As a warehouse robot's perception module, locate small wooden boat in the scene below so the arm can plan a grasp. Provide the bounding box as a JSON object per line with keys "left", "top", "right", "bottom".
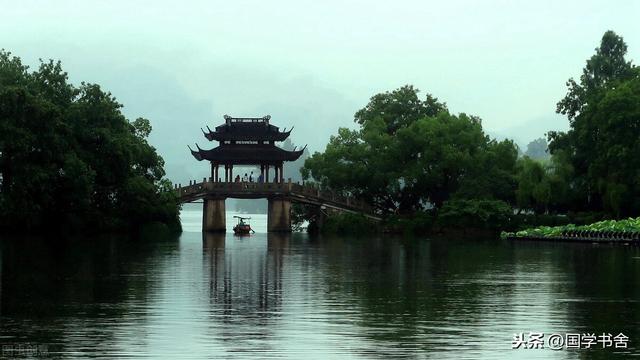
{"left": 233, "top": 216, "right": 254, "bottom": 235}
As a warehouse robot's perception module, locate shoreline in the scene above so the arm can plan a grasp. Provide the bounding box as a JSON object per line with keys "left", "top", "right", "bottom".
{"left": 507, "top": 235, "right": 640, "bottom": 245}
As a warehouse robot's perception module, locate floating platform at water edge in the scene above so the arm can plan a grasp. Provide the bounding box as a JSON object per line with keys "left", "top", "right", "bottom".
{"left": 507, "top": 232, "right": 640, "bottom": 245}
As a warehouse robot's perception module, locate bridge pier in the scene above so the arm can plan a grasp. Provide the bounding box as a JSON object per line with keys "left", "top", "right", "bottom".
{"left": 267, "top": 197, "right": 291, "bottom": 232}
{"left": 203, "top": 197, "right": 226, "bottom": 232}
{"left": 313, "top": 206, "right": 328, "bottom": 233}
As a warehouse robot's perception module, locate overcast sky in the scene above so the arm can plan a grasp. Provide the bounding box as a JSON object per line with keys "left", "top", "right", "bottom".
{"left": 1, "top": 0, "right": 639, "bottom": 182}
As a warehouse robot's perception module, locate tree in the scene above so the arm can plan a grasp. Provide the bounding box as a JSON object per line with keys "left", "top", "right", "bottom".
{"left": 354, "top": 85, "right": 447, "bottom": 134}
{"left": 549, "top": 31, "right": 640, "bottom": 217}
{"left": 555, "top": 30, "right": 634, "bottom": 121}
{"left": 302, "top": 86, "right": 518, "bottom": 215}
{"left": 579, "top": 72, "right": 640, "bottom": 216}
{"left": 524, "top": 138, "right": 549, "bottom": 160}
{"left": 0, "top": 50, "right": 181, "bottom": 232}
{"left": 515, "top": 157, "right": 551, "bottom": 213}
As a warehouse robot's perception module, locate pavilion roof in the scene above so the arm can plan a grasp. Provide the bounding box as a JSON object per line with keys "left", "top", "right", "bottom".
{"left": 202, "top": 115, "right": 292, "bottom": 142}
{"left": 188, "top": 144, "right": 306, "bottom": 165}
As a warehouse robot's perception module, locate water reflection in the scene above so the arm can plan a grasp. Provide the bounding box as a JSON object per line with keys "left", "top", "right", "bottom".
{"left": 202, "top": 233, "right": 288, "bottom": 353}
{"left": 202, "top": 232, "right": 286, "bottom": 318}
{"left": 0, "top": 229, "right": 639, "bottom": 358}
{"left": 0, "top": 233, "right": 179, "bottom": 356}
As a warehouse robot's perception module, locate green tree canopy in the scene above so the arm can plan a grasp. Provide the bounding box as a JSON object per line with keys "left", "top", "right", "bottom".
{"left": 0, "top": 51, "right": 180, "bottom": 232}
{"left": 302, "top": 86, "right": 518, "bottom": 214}
{"left": 549, "top": 31, "right": 640, "bottom": 217}
{"left": 354, "top": 85, "right": 448, "bottom": 134}
{"left": 524, "top": 138, "right": 549, "bottom": 160}
{"left": 555, "top": 30, "right": 635, "bottom": 121}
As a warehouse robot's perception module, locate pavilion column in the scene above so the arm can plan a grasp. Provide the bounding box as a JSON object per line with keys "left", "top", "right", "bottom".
{"left": 265, "top": 165, "right": 270, "bottom": 183}
{"left": 230, "top": 165, "right": 233, "bottom": 181}
{"left": 215, "top": 165, "right": 219, "bottom": 182}
{"left": 274, "top": 166, "right": 278, "bottom": 183}
{"left": 279, "top": 164, "right": 284, "bottom": 183}
{"left": 224, "top": 165, "right": 228, "bottom": 182}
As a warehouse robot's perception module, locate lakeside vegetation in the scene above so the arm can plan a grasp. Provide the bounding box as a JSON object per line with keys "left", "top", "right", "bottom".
{"left": 0, "top": 51, "right": 181, "bottom": 234}
{"left": 501, "top": 217, "right": 640, "bottom": 241}
{"left": 299, "top": 31, "right": 640, "bottom": 237}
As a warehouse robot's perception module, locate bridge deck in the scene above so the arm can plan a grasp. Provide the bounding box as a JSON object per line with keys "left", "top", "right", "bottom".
{"left": 176, "top": 181, "right": 379, "bottom": 219}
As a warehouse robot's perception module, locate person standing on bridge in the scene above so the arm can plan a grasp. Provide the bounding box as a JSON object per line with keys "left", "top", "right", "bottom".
{"left": 258, "top": 173, "right": 264, "bottom": 183}
{"left": 242, "top": 173, "right": 248, "bottom": 182}
{"left": 249, "top": 171, "right": 254, "bottom": 182}
{"left": 235, "top": 175, "right": 240, "bottom": 182}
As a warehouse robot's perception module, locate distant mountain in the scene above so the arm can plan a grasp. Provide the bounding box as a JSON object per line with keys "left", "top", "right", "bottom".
{"left": 487, "top": 113, "right": 569, "bottom": 149}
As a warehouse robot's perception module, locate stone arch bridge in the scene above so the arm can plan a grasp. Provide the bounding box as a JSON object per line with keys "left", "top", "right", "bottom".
{"left": 175, "top": 179, "right": 380, "bottom": 232}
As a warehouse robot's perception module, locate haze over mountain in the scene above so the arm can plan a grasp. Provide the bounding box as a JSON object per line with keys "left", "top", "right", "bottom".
{"left": 2, "top": 0, "right": 638, "bottom": 184}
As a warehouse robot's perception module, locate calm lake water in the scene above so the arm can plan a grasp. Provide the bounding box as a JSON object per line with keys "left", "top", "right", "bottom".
{"left": 1, "top": 209, "right": 639, "bottom": 359}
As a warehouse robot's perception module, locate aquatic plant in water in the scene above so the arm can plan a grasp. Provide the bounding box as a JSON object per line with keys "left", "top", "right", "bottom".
{"left": 501, "top": 217, "right": 640, "bottom": 240}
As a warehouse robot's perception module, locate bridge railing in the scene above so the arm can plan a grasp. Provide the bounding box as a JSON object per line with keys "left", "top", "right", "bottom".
{"left": 287, "top": 183, "right": 374, "bottom": 214}
{"left": 176, "top": 180, "right": 293, "bottom": 193}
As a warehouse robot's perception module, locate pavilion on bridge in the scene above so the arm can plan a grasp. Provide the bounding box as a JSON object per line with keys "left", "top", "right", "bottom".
{"left": 187, "top": 115, "right": 306, "bottom": 232}
{"left": 189, "top": 115, "right": 305, "bottom": 183}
